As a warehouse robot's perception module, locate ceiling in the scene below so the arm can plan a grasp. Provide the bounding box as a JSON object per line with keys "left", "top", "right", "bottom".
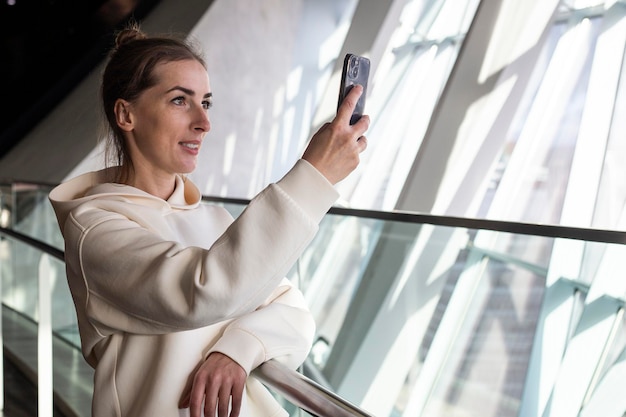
{"left": 0, "top": 0, "right": 160, "bottom": 160}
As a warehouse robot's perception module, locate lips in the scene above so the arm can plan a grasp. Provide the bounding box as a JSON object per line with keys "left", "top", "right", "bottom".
{"left": 181, "top": 142, "right": 199, "bottom": 150}
{"left": 180, "top": 141, "right": 201, "bottom": 155}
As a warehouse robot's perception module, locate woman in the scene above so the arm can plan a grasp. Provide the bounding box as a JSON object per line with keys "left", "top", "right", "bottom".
{"left": 49, "top": 23, "right": 368, "bottom": 417}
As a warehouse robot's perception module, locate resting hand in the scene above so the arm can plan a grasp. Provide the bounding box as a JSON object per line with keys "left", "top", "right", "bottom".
{"left": 179, "top": 352, "right": 247, "bottom": 417}
{"left": 302, "top": 84, "right": 370, "bottom": 184}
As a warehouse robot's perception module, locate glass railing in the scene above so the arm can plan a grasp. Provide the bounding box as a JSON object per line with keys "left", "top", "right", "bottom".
{"left": 0, "top": 181, "right": 77, "bottom": 346}
{"left": 2, "top": 181, "right": 626, "bottom": 417}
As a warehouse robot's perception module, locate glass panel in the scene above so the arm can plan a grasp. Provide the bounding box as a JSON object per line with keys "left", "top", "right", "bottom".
{"left": 288, "top": 214, "right": 383, "bottom": 352}
{"left": 3, "top": 193, "right": 625, "bottom": 417}
{"left": 303, "top": 217, "right": 553, "bottom": 416}
{"left": 419, "top": 256, "right": 545, "bottom": 417}
{"left": 0, "top": 232, "right": 76, "bottom": 347}
{"left": 12, "top": 183, "right": 63, "bottom": 249}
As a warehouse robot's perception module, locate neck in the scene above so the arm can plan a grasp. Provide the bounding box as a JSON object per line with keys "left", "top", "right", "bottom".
{"left": 123, "top": 168, "right": 177, "bottom": 200}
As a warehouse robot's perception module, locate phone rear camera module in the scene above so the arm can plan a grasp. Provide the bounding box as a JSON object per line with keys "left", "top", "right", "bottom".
{"left": 349, "top": 60, "right": 359, "bottom": 79}
{"left": 349, "top": 63, "right": 359, "bottom": 78}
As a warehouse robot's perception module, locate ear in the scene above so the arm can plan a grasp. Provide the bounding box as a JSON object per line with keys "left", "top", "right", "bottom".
{"left": 114, "top": 99, "right": 134, "bottom": 132}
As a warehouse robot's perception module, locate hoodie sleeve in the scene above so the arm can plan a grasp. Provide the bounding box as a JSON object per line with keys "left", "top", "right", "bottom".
{"left": 206, "top": 278, "right": 316, "bottom": 374}
{"left": 61, "top": 159, "right": 337, "bottom": 338}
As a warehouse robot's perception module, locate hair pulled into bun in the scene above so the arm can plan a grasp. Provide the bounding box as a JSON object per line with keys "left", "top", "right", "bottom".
{"left": 114, "top": 21, "right": 147, "bottom": 49}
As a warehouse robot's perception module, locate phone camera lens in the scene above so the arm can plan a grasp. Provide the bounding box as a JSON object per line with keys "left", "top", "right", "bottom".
{"left": 349, "top": 57, "right": 359, "bottom": 78}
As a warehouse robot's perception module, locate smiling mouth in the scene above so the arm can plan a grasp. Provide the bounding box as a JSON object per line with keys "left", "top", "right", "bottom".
{"left": 181, "top": 143, "right": 200, "bottom": 150}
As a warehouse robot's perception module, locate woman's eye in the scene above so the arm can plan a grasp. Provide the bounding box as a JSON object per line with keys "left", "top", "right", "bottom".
{"left": 172, "top": 97, "right": 185, "bottom": 105}
{"left": 202, "top": 99, "right": 213, "bottom": 110}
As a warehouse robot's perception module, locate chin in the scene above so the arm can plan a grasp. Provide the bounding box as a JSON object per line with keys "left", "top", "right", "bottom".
{"left": 178, "top": 162, "right": 197, "bottom": 174}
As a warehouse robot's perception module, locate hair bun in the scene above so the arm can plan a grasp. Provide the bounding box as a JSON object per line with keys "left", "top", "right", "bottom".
{"left": 114, "top": 22, "right": 147, "bottom": 48}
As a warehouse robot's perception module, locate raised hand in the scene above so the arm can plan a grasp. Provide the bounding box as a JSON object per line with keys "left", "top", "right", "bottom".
{"left": 302, "top": 84, "right": 370, "bottom": 184}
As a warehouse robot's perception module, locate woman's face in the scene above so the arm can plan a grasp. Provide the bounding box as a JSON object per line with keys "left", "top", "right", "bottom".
{"left": 120, "top": 59, "right": 212, "bottom": 181}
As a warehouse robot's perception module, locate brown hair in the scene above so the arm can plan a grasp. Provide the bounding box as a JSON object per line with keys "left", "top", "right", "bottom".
{"left": 100, "top": 21, "right": 206, "bottom": 182}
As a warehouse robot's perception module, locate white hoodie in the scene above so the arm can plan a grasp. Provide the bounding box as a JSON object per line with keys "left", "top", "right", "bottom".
{"left": 48, "top": 159, "right": 338, "bottom": 417}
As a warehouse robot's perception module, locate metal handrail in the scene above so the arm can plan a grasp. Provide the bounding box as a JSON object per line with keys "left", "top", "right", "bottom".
{"left": 203, "top": 195, "right": 626, "bottom": 244}
{"left": 0, "top": 227, "right": 64, "bottom": 261}
{"left": 254, "top": 360, "right": 375, "bottom": 417}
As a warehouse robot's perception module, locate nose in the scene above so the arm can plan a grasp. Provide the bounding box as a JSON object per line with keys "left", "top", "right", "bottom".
{"left": 194, "top": 107, "right": 211, "bottom": 133}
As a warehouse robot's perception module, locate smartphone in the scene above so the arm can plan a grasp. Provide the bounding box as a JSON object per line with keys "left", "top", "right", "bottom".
{"left": 337, "top": 53, "right": 370, "bottom": 125}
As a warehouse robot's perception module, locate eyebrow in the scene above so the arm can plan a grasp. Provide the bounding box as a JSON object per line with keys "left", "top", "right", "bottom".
{"left": 166, "top": 86, "right": 212, "bottom": 99}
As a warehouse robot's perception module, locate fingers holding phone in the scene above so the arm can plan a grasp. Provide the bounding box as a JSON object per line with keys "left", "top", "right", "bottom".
{"left": 303, "top": 58, "right": 371, "bottom": 185}
{"left": 336, "top": 84, "right": 370, "bottom": 135}
{"left": 338, "top": 54, "right": 370, "bottom": 125}
{"left": 335, "top": 53, "right": 371, "bottom": 154}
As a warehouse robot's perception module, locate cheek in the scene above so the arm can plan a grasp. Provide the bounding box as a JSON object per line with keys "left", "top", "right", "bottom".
{"left": 135, "top": 115, "right": 176, "bottom": 144}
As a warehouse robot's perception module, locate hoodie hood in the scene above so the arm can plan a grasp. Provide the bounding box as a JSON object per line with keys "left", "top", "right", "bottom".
{"left": 49, "top": 168, "right": 201, "bottom": 237}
